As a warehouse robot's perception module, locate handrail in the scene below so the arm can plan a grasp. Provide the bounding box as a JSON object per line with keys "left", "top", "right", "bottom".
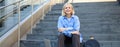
{"left": 0, "top": 1, "right": 22, "bottom": 22}
{"left": 20, "top": 0, "right": 31, "bottom": 6}
{"left": 0, "top": 0, "right": 47, "bottom": 22}
{"left": 0, "top": 1, "right": 21, "bottom": 10}
{"left": 0, "top": 7, "right": 18, "bottom": 19}
{"left": 0, "top": 0, "right": 50, "bottom": 28}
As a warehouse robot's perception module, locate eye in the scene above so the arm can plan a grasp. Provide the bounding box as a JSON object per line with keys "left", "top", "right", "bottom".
{"left": 65, "top": 7, "right": 67, "bottom": 9}
{"left": 68, "top": 7, "right": 71, "bottom": 9}
{"left": 65, "top": 7, "right": 71, "bottom": 9}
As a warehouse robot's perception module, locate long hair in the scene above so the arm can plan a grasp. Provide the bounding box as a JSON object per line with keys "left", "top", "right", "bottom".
{"left": 61, "top": 3, "right": 75, "bottom": 16}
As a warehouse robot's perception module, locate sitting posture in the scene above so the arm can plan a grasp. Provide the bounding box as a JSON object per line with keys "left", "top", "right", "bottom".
{"left": 57, "top": 3, "right": 82, "bottom": 47}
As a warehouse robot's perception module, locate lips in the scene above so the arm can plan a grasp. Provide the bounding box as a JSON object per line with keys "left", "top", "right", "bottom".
{"left": 65, "top": 9, "right": 71, "bottom": 12}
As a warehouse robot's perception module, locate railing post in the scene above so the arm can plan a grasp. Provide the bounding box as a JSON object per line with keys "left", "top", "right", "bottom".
{"left": 72, "top": 0, "right": 73, "bottom": 3}
{"left": 49, "top": 0, "right": 51, "bottom": 11}
{"left": 30, "top": 0, "right": 34, "bottom": 34}
{"left": 42, "top": 7, "right": 45, "bottom": 19}
{"left": 41, "top": 0, "right": 45, "bottom": 20}
{"left": 18, "top": 1, "right": 21, "bottom": 47}
{"left": 40, "top": 0, "right": 41, "bottom": 4}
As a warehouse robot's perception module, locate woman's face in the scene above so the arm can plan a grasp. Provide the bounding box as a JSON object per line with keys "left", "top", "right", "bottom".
{"left": 64, "top": 4, "right": 73, "bottom": 15}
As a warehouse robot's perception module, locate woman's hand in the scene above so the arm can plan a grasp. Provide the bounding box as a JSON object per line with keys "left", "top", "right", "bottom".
{"left": 58, "top": 28, "right": 67, "bottom": 32}
{"left": 71, "top": 31, "right": 80, "bottom": 35}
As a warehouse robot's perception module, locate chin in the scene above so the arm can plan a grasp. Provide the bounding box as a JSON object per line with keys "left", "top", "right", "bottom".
{"left": 66, "top": 12, "right": 71, "bottom": 14}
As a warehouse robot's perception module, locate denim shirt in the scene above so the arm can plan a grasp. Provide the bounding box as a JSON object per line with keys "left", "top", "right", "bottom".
{"left": 57, "top": 15, "right": 83, "bottom": 43}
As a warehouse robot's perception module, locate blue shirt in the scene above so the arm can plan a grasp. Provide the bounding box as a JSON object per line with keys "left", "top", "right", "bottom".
{"left": 57, "top": 15, "right": 83, "bottom": 43}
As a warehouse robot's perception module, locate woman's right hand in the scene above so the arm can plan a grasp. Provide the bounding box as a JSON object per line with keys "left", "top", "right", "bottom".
{"left": 58, "top": 28, "right": 67, "bottom": 32}
{"left": 71, "top": 31, "right": 80, "bottom": 35}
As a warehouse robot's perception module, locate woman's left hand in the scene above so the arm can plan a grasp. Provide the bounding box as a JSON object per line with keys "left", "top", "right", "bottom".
{"left": 71, "top": 31, "right": 80, "bottom": 35}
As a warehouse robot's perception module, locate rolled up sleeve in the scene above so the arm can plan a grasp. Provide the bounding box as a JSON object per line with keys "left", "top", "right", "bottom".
{"left": 57, "top": 16, "right": 63, "bottom": 28}
{"left": 73, "top": 16, "right": 80, "bottom": 31}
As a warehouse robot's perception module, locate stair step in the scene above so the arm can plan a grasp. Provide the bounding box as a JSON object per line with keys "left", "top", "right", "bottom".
{"left": 32, "top": 30, "right": 58, "bottom": 35}
{"left": 71, "top": 2, "right": 117, "bottom": 6}
{"left": 41, "top": 19, "right": 120, "bottom": 24}
{"left": 32, "top": 28, "right": 119, "bottom": 35}
{"left": 20, "top": 2, "right": 120, "bottom": 47}
{"left": 20, "top": 40, "right": 57, "bottom": 47}
{"left": 82, "top": 34, "right": 120, "bottom": 41}
{"left": 36, "top": 22, "right": 119, "bottom": 29}
{"left": 100, "top": 41, "right": 120, "bottom": 47}
{"left": 33, "top": 25, "right": 119, "bottom": 33}
{"left": 20, "top": 40, "right": 120, "bottom": 47}
{"left": 54, "top": 2, "right": 117, "bottom": 8}
{"left": 41, "top": 17, "right": 119, "bottom": 23}
{"left": 27, "top": 34, "right": 58, "bottom": 40}
{"left": 32, "top": 30, "right": 119, "bottom": 35}
{"left": 27, "top": 33, "right": 120, "bottom": 41}
{"left": 46, "top": 12, "right": 61, "bottom": 15}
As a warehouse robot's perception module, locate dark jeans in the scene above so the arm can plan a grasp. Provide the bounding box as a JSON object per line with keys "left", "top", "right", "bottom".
{"left": 58, "top": 33, "right": 80, "bottom": 47}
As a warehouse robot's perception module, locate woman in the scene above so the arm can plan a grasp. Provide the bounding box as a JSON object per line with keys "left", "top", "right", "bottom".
{"left": 57, "top": 3, "right": 82, "bottom": 47}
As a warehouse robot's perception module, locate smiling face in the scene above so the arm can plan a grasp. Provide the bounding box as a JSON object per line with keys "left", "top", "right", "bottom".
{"left": 63, "top": 4, "right": 73, "bottom": 15}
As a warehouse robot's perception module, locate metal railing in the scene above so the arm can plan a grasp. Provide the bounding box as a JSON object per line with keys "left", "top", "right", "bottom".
{"left": 0, "top": 1, "right": 21, "bottom": 20}
{"left": 0, "top": 0, "right": 48, "bottom": 36}
{"left": 0, "top": 0, "right": 66, "bottom": 47}
{"left": 0, "top": 1, "right": 49, "bottom": 46}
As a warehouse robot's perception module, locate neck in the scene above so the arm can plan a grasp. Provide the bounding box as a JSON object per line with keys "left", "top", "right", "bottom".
{"left": 66, "top": 14, "right": 71, "bottom": 18}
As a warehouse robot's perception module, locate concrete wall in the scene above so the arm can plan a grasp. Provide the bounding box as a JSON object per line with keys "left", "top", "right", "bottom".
{"left": 0, "top": 27, "right": 19, "bottom": 47}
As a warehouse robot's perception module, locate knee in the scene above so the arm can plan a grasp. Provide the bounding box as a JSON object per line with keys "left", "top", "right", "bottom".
{"left": 58, "top": 33, "right": 65, "bottom": 38}
{"left": 72, "top": 34, "right": 80, "bottom": 37}
{"left": 72, "top": 34, "right": 80, "bottom": 38}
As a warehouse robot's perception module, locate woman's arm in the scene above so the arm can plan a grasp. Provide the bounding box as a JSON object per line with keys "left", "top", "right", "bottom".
{"left": 71, "top": 31, "right": 80, "bottom": 35}
{"left": 58, "top": 27, "right": 73, "bottom": 32}
{"left": 57, "top": 16, "right": 67, "bottom": 32}
{"left": 71, "top": 16, "right": 80, "bottom": 35}
{"left": 58, "top": 28, "right": 67, "bottom": 32}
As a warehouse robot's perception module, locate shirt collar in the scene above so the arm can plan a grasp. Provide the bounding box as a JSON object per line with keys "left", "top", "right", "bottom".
{"left": 63, "top": 15, "right": 75, "bottom": 19}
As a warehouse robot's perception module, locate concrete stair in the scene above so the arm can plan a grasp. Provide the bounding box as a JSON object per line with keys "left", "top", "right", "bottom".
{"left": 20, "top": 1, "right": 120, "bottom": 47}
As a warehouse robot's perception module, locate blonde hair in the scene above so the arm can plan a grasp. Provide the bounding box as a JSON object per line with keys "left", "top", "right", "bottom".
{"left": 62, "top": 3, "right": 75, "bottom": 16}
